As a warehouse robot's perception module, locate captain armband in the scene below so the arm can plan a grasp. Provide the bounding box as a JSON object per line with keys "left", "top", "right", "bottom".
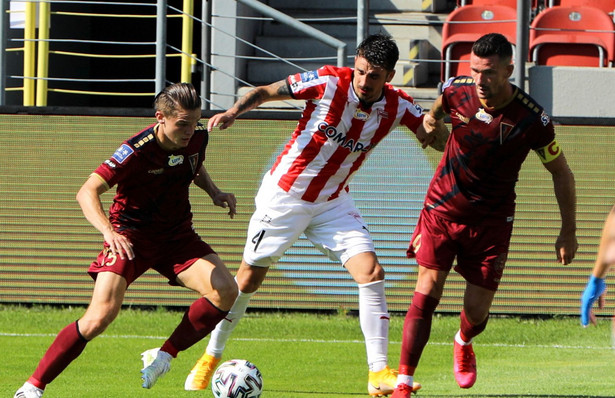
{"left": 535, "top": 139, "right": 562, "bottom": 164}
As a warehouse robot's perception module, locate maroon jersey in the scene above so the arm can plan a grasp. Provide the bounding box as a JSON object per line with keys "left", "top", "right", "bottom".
{"left": 425, "top": 77, "right": 555, "bottom": 224}
{"left": 93, "top": 123, "right": 208, "bottom": 239}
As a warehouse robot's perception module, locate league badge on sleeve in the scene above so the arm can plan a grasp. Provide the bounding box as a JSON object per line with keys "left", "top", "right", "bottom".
{"left": 540, "top": 110, "right": 550, "bottom": 126}
{"left": 300, "top": 70, "right": 319, "bottom": 83}
{"left": 111, "top": 144, "right": 134, "bottom": 164}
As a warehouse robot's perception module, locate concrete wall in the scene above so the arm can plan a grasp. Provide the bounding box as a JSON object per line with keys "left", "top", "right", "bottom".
{"left": 210, "top": 2, "right": 260, "bottom": 110}
{"left": 529, "top": 66, "right": 615, "bottom": 120}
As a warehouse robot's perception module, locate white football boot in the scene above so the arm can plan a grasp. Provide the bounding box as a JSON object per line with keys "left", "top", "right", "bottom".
{"left": 14, "top": 382, "right": 44, "bottom": 398}
{"left": 140, "top": 348, "right": 172, "bottom": 389}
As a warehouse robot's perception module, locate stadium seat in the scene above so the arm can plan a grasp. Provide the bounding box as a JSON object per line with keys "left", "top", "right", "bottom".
{"left": 548, "top": 0, "right": 615, "bottom": 16}
{"left": 441, "top": 5, "right": 517, "bottom": 81}
{"left": 457, "top": 0, "right": 518, "bottom": 8}
{"left": 529, "top": 6, "right": 615, "bottom": 67}
{"left": 457, "top": 0, "right": 544, "bottom": 10}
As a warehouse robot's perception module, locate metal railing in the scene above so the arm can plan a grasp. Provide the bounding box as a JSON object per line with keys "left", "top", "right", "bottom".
{"left": 1, "top": 0, "right": 171, "bottom": 106}
{"left": 0, "top": 0, "right": 368, "bottom": 108}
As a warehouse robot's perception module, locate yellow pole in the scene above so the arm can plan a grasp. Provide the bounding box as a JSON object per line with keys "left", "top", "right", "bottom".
{"left": 181, "top": 0, "right": 193, "bottom": 83}
{"left": 23, "top": 1, "right": 36, "bottom": 106}
{"left": 36, "top": 0, "right": 51, "bottom": 106}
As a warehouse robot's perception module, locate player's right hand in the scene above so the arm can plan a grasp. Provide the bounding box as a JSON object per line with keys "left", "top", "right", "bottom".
{"left": 580, "top": 275, "right": 606, "bottom": 326}
{"left": 103, "top": 230, "right": 134, "bottom": 260}
{"left": 418, "top": 114, "right": 448, "bottom": 151}
{"left": 207, "top": 112, "right": 236, "bottom": 131}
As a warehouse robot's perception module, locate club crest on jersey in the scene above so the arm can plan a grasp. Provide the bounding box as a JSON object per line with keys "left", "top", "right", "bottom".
{"left": 168, "top": 154, "right": 184, "bottom": 166}
{"left": 189, "top": 154, "right": 198, "bottom": 174}
{"left": 500, "top": 122, "right": 514, "bottom": 144}
{"left": 354, "top": 108, "right": 370, "bottom": 121}
{"left": 377, "top": 109, "right": 389, "bottom": 119}
{"left": 111, "top": 144, "right": 134, "bottom": 164}
{"left": 475, "top": 108, "right": 493, "bottom": 124}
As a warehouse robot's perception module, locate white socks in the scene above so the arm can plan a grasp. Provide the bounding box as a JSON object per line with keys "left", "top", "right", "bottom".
{"left": 396, "top": 374, "right": 414, "bottom": 388}
{"left": 206, "top": 279, "right": 390, "bottom": 372}
{"left": 455, "top": 330, "right": 472, "bottom": 345}
{"left": 205, "top": 288, "right": 255, "bottom": 357}
{"left": 358, "top": 280, "right": 390, "bottom": 372}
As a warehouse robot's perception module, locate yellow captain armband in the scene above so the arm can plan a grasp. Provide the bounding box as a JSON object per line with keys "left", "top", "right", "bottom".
{"left": 535, "top": 139, "right": 562, "bottom": 164}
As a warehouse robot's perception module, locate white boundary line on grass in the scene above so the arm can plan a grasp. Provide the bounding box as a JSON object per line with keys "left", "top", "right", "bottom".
{"left": 1, "top": 332, "right": 613, "bottom": 351}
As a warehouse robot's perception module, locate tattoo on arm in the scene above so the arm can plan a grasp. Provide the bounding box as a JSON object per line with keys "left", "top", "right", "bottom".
{"left": 276, "top": 81, "right": 290, "bottom": 96}
{"left": 236, "top": 91, "right": 264, "bottom": 114}
{"left": 236, "top": 79, "right": 289, "bottom": 114}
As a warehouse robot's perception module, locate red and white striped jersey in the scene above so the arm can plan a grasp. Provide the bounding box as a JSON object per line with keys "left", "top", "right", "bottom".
{"left": 267, "top": 65, "right": 424, "bottom": 203}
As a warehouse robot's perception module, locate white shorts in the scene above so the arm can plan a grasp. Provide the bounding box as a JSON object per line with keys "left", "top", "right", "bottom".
{"left": 243, "top": 182, "right": 375, "bottom": 267}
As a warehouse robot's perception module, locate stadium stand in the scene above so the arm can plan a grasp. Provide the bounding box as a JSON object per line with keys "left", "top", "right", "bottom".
{"left": 456, "top": 0, "right": 518, "bottom": 8}
{"left": 529, "top": 6, "right": 615, "bottom": 67}
{"left": 550, "top": 0, "right": 615, "bottom": 15}
{"left": 441, "top": 4, "right": 517, "bottom": 81}
{"left": 457, "top": 0, "right": 545, "bottom": 11}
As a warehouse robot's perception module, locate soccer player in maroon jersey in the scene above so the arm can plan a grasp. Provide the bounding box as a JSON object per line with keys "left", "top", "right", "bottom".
{"left": 14, "top": 83, "right": 239, "bottom": 398}
{"left": 391, "top": 33, "right": 578, "bottom": 397}
{"left": 184, "top": 34, "right": 449, "bottom": 396}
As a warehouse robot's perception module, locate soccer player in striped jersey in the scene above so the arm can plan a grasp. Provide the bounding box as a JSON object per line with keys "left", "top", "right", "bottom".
{"left": 14, "top": 83, "right": 239, "bottom": 398}
{"left": 391, "top": 33, "right": 578, "bottom": 397}
{"left": 184, "top": 34, "right": 448, "bottom": 397}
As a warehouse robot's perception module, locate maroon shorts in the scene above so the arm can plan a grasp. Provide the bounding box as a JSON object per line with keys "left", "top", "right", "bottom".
{"left": 88, "top": 230, "right": 216, "bottom": 286}
{"left": 407, "top": 209, "right": 513, "bottom": 291}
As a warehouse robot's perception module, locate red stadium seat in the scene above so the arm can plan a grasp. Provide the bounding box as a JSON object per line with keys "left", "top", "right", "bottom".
{"left": 549, "top": 0, "right": 615, "bottom": 15}
{"left": 441, "top": 5, "right": 517, "bottom": 81}
{"left": 529, "top": 6, "right": 615, "bottom": 67}
{"left": 458, "top": 0, "right": 518, "bottom": 8}
{"left": 457, "top": 0, "right": 544, "bottom": 10}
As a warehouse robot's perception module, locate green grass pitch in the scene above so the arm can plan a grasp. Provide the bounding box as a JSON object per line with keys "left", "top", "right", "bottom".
{"left": 1, "top": 305, "right": 614, "bottom": 397}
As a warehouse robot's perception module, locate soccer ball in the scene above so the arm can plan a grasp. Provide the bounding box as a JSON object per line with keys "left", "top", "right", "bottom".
{"left": 211, "top": 359, "right": 263, "bottom": 398}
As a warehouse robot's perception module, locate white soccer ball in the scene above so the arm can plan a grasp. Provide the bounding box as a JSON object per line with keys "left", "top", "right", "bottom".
{"left": 211, "top": 359, "right": 263, "bottom": 398}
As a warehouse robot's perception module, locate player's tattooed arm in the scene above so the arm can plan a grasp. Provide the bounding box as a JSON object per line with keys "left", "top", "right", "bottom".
{"left": 208, "top": 79, "right": 290, "bottom": 130}
{"left": 274, "top": 80, "right": 291, "bottom": 97}
{"left": 235, "top": 79, "right": 290, "bottom": 114}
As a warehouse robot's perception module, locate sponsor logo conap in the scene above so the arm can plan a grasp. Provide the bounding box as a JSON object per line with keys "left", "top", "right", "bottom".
{"left": 317, "top": 122, "right": 374, "bottom": 153}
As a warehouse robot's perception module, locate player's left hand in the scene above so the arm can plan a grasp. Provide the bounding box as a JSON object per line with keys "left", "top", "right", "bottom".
{"left": 417, "top": 114, "right": 448, "bottom": 151}
{"left": 581, "top": 275, "right": 606, "bottom": 327}
{"left": 555, "top": 230, "right": 578, "bottom": 265}
{"left": 212, "top": 191, "right": 237, "bottom": 219}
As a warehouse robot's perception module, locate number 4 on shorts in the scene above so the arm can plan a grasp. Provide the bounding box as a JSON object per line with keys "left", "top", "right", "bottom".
{"left": 251, "top": 229, "right": 265, "bottom": 251}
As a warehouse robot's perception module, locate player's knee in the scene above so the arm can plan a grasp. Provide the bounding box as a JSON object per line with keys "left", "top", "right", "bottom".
{"left": 78, "top": 313, "right": 115, "bottom": 339}
{"left": 356, "top": 263, "right": 385, "bottom": 284}
{"left": 345, "top": 251, "right": 384, "bottom": 283}
{"left": 372, "top": 264, "right": 385, "bottom": 281}
{"left": 235, "top": 264, "right": 267, "bottom": 293}
{"left": 463, "top": 307, "right": 490, "bottom": 327}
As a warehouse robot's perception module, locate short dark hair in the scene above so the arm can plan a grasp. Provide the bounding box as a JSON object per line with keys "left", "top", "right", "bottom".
{"left": 154, "top": 82, "right": 201, "bottom": 116}
{"left": 472, "top": 33, "right": 513, "bottom": 62}
{"left": 356, "top": 33, "right": 399, "bottom": 71}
